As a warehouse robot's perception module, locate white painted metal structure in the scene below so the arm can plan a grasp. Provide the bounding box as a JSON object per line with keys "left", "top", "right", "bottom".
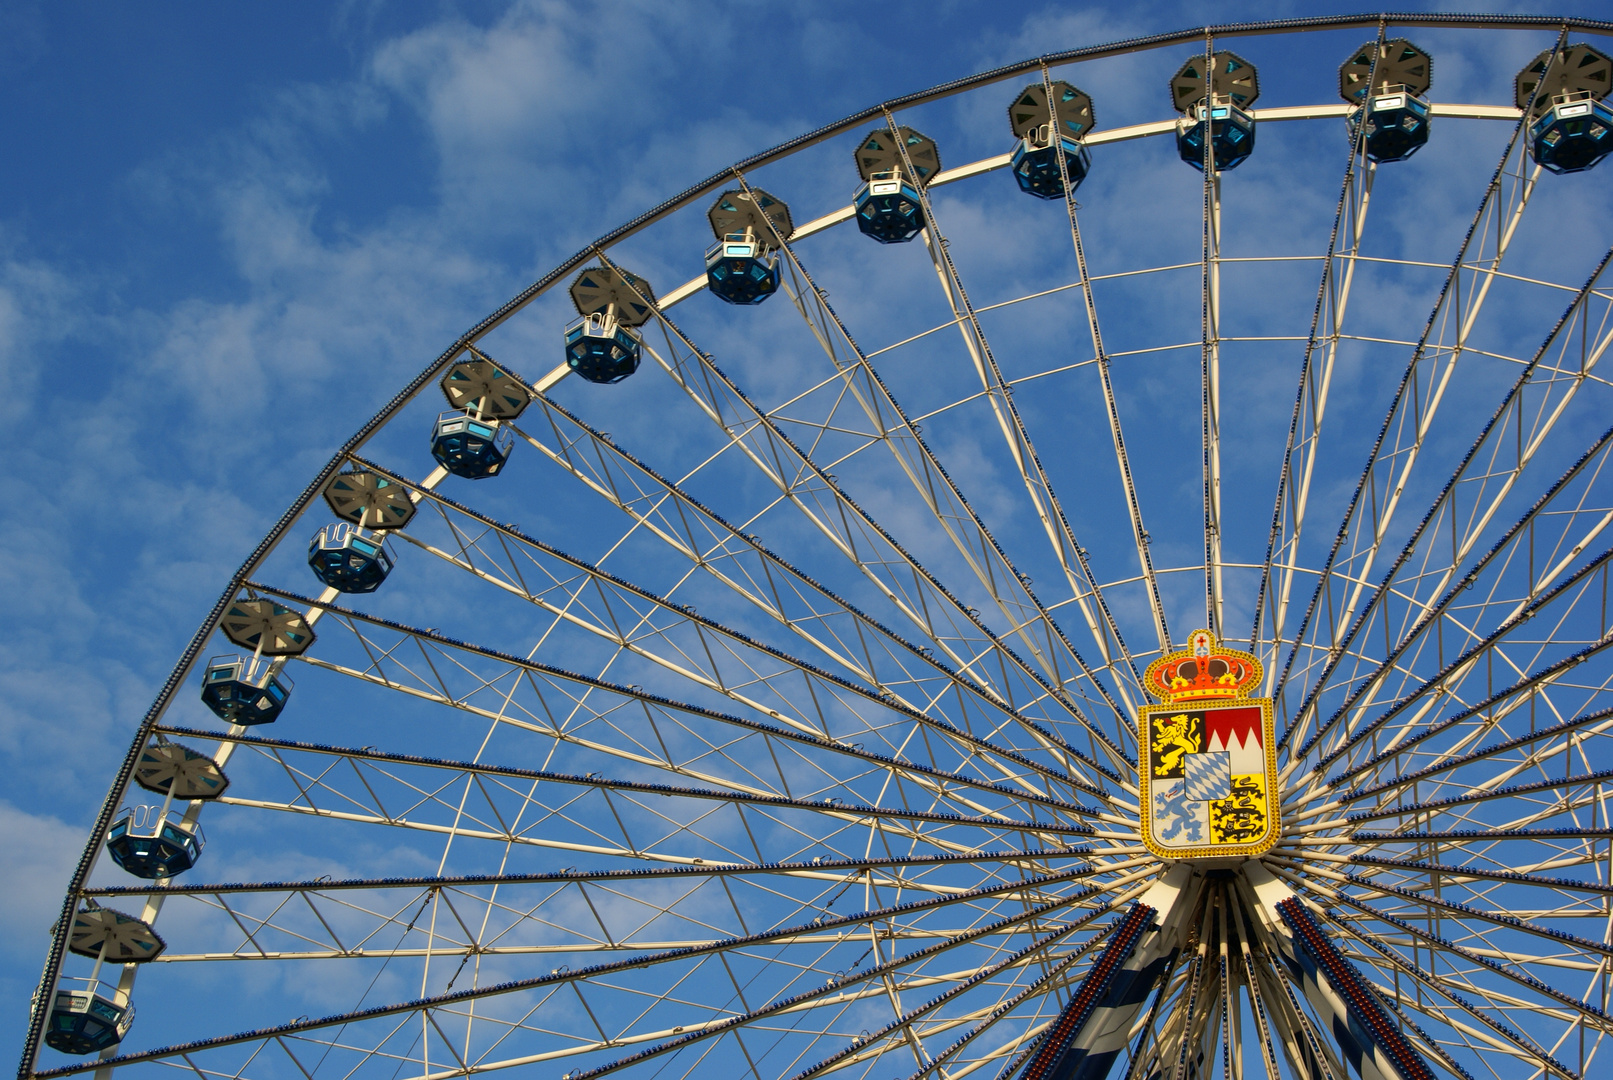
{"left": 21, "top": 13, "right": 1613, "bottom": 1080}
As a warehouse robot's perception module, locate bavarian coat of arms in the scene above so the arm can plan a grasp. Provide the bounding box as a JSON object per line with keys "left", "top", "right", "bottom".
{"left": 1138, "top": 630, "right": 1279, "bottom": 860}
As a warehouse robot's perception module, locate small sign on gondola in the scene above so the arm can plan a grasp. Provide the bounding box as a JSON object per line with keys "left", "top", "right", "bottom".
{"left": 1138, "top": 630, "right": 1279, "bottom": 860}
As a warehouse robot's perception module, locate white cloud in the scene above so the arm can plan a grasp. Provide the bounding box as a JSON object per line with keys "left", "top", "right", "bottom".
{"left": 0, "top": 801, "right": 85, "bottom": 960}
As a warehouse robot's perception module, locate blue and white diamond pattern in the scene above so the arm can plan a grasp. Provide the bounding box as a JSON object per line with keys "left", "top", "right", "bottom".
{"left": 1183, "top": 751, "right": 1231, "bottom": 802}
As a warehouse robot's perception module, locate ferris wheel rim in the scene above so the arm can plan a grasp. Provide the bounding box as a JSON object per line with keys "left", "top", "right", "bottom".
{"left": 24, "top": 13, "right": 1613, "bottom": 1080}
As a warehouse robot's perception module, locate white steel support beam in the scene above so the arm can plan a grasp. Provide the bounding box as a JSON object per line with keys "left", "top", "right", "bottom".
{"left": 1252, "top": 85, "right": 1380, "bottom": 689}
{"left": 871, "top": 112, "right": 1148, "bottom": 717}
{"left": 1274, "top": 102, "right": 1547, "bottom": 742}
{"left": 1196, "top": 35, "right": 1226, "bottom": 641}
{"left": 1281, "top": 251, "right": 1613, "bottom": 785}
{"left": 1039, "top": 64, "right": 1172, "bottom": 659}
{"left": 343, "top": 457, "right": 1109, "bottom": 807}
{"left": 586, "top": 249, "right": 1136, "bottom": 783}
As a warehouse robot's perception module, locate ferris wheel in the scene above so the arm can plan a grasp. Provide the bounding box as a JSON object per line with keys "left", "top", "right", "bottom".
{"left": 22, "top": 12, "right": 1613, "bottom": 1080}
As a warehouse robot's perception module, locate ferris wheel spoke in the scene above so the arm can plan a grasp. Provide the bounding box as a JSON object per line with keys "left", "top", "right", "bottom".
{"left": 1354, "top": 851, "right": 1608, "bottom": 913}
{"left": 1372, "top": 997, "right": 1495, "bottom": 1080}
{"left": 1241, "top": 871, "right": 1491, "bottom": 1080}
{"left": 1283, "top": 544, "right": 1613, "bottom": 800}
{"left": 977, "top": 869, "right": 1197, "bottom": 1080}
{"left": 1270, "top": 855, "right": 1613, "bottom": 973}
{"left": 1274, "top": 118, "right": 1544, "bottom": 722}
{"left": 920, "top": 214, "right": 1147, "bottom": 708}
{"left": 1346, "top": 853, "right": 1613, "bottom": 912}
{"left": 1221, "top": 893, "right": 1285, "bottom": 1080}
{"left": 1340, "top": 767, "right": 1613, "bottom": 829}
{"left": 607, "top": 274, "right": 1133, "bottom": 783}
{"left": 155, "top": 725, "right": 1106, "bottom": 860}
{"left": 498, "top": 400, "right": 1054, "bottom": 739}
{"left": 84, "top": 847, "right": 1101, "bottom": 904}
{"left": 1285, "top": 583, "right": 1613, "bottom": 804}
{"left": 236, "top": 586, "right": 1118, "bottom": 845}
{"left": 1198, "top": 43, "right": 1228, "bottom": 642}
{"left": 1162, "top": 935, "right": 1218, "bottom": 1080}
{"left": 1323, "top": 702, "right": 1613, "bottom": 817}
{"left": 1290, "top": 417, "right": 1613, "bottom": 781}
{"left": 741, "top": 178, "right": 1150, "bottom": 730}
{"left": 1290, "top": 881, "right": 1600, "bottom": 1077}
{"left": 770, "top": 254, "right": 1140, "bottom": 720}
{"left": 559, "top": 874, "right": 1152, "bottom": 1080}
{"left": 1024, "top": 66, "right": 1174, "bottom": 665}
{"left": 111, "top": 856, "right": 1119, "bottom": 965}
{"left": 1295, "top": 843, "right": 1613, "bottom": 926}
{"left": 1343, "top": 824, "right": 1613, "bottom": 844}
{"left": 768, "top": 879, "right": 1151, "bottom": 1080}
{"left": 40, "top": 866, "right": 1130, "bottom": 1080}
{"left": 1321, "top": 934, "right": 1575, "bottom": 1079}
{"left": 693, "top": 232, "right": 1141, "bottom": 762}
{"left": 1279, "top": 252, "right": 1613, "bottom": 766}
{"left": 1217, "top": 883, "right": 1343, "bottom": 1080}
{"left": 1105, "top": 951, "right": 1191, "bottom": 1080}
{"left": 248, "top": 579, "right": 1110, "bottom": 815}
{"left": 422, "top": 876, "right": 1127, "bottom": 1080}
{"left": 842, "top": 124, "right": 1150, "bottom": 711}
{"left": 1253, "top": 107, "right": 1380, "bottom": 688}
{"left": 1246, "top": 951, "right": 1347, "bottom": 1080}
{"left": 884, "top": 907, "right": 1155, "bottom": 1080}
{"left": 1323, "top": 649, "right": 1613, "bottom": 814}
{"left": 347, "top": 453, "right": 1099, "bottom": 800}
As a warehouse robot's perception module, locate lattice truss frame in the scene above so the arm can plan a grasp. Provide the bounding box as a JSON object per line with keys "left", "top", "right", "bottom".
{"left": 22, "top": 14, "right": 1613, "bottom": 1080}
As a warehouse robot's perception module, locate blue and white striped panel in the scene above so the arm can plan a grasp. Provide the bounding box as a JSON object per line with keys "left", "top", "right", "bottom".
{"left": 1273, "top": 898, "right": 1435, "bottom": 1080}
{"left": 1019, "top": 902, "right": 1159, "bottom": 1080}
{"left": 1054, "top": 947, "right": 1176, "bottom": 1080}
{"left": 1017, "top": 883, "right": 1205, "bottom": 1080}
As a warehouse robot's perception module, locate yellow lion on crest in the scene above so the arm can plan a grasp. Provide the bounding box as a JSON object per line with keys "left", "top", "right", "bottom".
{"left": 1151, "top": 713, "right": 1201, "bottom": 776}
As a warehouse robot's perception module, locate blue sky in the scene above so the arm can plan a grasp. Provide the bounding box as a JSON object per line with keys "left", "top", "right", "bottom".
{"left": 6, "top": 0, "right": 1611, "bottom": 1064}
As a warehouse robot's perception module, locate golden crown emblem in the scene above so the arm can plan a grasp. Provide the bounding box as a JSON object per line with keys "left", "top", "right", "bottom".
{"left": 1143, "top": 629, "right": 1263, "bottom": 703}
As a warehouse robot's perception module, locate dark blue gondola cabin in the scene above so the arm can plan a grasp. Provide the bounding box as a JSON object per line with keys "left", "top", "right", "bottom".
{"left": 45, "top": 987, "right": 133, "bottom": 1055}
{"left": 1532, "top": 94, "right": 1613, "bottom": 173}
{"left": 201, "top": 655, "right": 292, "bottom": 725}
{"left": 308, "top": 523, "right": 395, "bottom": 593}
{"left": 432, "top": 410, "right": 514, "bottom": 477}
{"left": 1349, "top": 88, "right": 1431, "bottom": 163}
{"left": 1178, "top": 99, "right": 1256, "bottom": 171}
{"left": 107, "top": 808, "right": 204, "bottom": 879}
{"left": 1012, "top": 133, "right": 1091, "bottom": 199}
{"left": 564, "top": 314, "right": 643, "bottom": 383}
{"left": 855, "top": 171, "right": 925, "bottom": 244}
{"left": 1171, "top": 52, "right": 1259, "bottom": 172}
{"left": 706, "top": 232, "right": 780, "bottom": 305}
